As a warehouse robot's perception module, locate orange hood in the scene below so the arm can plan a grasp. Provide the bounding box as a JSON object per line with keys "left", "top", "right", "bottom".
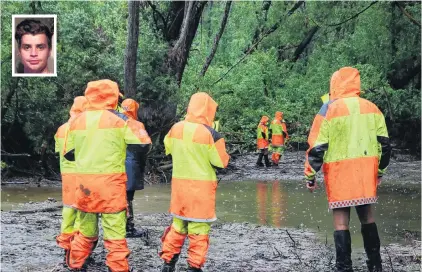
{"left": 185, "top": 92, "right": 217, "bottom": 126}
{"left": 330, "top": 67, "right": 361, "bottom": 99}
{"left": 275, "top": 111, "right": 283, "bottom": 121}
{"left": 260, "top": 116, "right": 269, "bottom": 125}
{"left": 84, "top": 79, "right": 120, "bottom": 110}
{"left": 121, "top": 98, "right": 139, "bottom": 120}
{"left": 69, "top": 96, "right": 87, "bottom": 119}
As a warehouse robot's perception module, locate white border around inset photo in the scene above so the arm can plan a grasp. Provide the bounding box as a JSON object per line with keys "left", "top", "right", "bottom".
{"left": 12, "top": 14, "right": 57, "bottom": 77}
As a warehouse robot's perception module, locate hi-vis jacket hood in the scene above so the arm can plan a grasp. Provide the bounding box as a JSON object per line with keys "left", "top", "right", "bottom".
{"left": 121, "top": 98, "right": 140, "bottom": 120}
{"left": 69, "top": 96, "right": 87, "bottom": 119}
{"left": 84, "top": 79, "right": 120, "bottom": 110}
{"left": 330, "top": 67, "right": 361, "bottom": 99}
{"left": 260, "top": 116, "right": 269, "bottom": 125}
{"left": 185, "top": 92, "right": 217, "bottom": 126}
{"left": 275, "top": 111, "right": 283, "bottom": 121}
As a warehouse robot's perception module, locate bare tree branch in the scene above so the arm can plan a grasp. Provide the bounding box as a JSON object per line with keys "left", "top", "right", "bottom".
{"left": 327, "top": 1, "right": 378, "bottom": 27}
{"left": 200, "top": 1, "right": 232, "bottom": 77}
{"left": 394, "top": 1, "right": 421, "bottom": 28}
{"left": 147, "top": 1, "right": 168, "bottom": 34}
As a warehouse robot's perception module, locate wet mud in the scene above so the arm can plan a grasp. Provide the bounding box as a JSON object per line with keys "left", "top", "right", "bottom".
{"left": 1, "top": 152, "right": 420, "bottom": 271}
{"left": 1, "top": 200, "right": 420, "bottom": 272}
{"left": 220, "top": 151, "right": 421, "bottom": 184}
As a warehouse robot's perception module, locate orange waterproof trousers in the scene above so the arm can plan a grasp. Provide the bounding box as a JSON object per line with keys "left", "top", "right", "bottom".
{"left": 160, "top": 217, "right": 211, "bottom": 268}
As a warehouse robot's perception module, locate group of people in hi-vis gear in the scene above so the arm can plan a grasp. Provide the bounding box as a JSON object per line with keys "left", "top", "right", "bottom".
{"left": 54, "top": 66, "right": 391, "bottom": 272}
{"left": 256, "top": 112, "right": 289, "bottom": 167}
{"left": 55, "top": 79, "right": 152, "bottom": 272}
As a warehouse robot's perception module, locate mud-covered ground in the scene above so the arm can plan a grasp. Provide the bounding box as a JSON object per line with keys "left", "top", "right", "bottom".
{"left": 1, "top": 151, "right": 420, "bottom": 271}
{"left": 1, "top": 199, "right": 420, "bottom": 272}
{"left": 3, "top": 151, "right": 419, "bottom": 187}
{"left": 220, "top": 151, "right": 421, "bottom": 184}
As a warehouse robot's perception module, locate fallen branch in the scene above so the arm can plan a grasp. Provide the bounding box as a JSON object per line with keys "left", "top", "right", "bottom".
{"left": 1, "top": 151, "right": 31, "bottom": 157}
{"left": 10, "top": 206, "right": 63, "bottom": 214}
{"left": 156, "top": 163, "right": 172, "bottom": 171}
{"left": 1, "top": 181, "right": 29, "bottom": 185}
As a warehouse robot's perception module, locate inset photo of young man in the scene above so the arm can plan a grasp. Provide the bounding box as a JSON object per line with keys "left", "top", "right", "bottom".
{"left": 12, "top": 15, "right": 57, "bottom": 77}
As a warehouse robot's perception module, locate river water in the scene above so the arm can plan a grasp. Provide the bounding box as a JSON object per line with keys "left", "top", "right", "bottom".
{"left": 1, "top": 180, "right": 420, "bottom": 248}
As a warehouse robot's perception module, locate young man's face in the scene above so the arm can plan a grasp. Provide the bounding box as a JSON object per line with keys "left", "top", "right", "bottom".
{"left": 18, "top": 34, "right": 51, "bottom": 73}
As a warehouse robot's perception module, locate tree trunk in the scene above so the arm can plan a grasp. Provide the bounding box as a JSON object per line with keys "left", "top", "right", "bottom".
{"left": 124, "top": 0, "right": 140, "bottom": 98}
{"left": 292, "top": 26, "right": 319, "bottom": 62}
{"left": 200, "top": 1, "right": 232, "bottom": 77}
{"left": 164, "top": 1, "right": 207, "bottom": 86}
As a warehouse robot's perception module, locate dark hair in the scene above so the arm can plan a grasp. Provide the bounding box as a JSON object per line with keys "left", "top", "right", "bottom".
{"left": 15, "top": 19, "right": 53, "bottom": 48}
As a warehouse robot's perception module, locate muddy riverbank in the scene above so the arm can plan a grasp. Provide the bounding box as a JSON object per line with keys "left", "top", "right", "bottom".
{"left": 220, "top": 151, "right": 421, "bottom": 184}
{"left": 1, "top": 200, "right": 420, "bottom": 272}
{"left": 2, "top": 151, "right": 420, "bottom": 187}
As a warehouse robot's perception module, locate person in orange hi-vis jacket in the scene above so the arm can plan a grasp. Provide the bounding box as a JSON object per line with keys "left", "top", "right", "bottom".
{"left": 120, "top": 98, "right": 151, "bottom": 238}
{"left": 159, "top": 92, "right": 230, "bottom": 272}
{"left": 256, "top": 116, "right": 271, "bottom": 167}
{"left": 269, "top": 111, "right": 289, "bottom": 166}
{"left": 55, "top": 96, "right": 87, "bottom": 261}
{"left": 64, "top": 80, "right": 151, "bottom": 272}
{"left": 304, "top": 67, "right": 391, "bottom": 272}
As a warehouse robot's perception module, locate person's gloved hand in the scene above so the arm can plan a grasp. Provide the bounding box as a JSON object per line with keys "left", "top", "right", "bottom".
{"left": 306, "top": 178, "right": 317, "bottom": 193}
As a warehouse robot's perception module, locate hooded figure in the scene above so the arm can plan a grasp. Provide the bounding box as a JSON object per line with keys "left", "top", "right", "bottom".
{"left": 159, "top": 92, "right": 230, "bottom": 272}
{"left": 304, "top": 67, "right": 391, "bottom": 272}
{"left": 55, "top": 96, "right": 87, "bottom": 257}
{"left": 64, "top": 80, "right": 151, "bottom": 272}
{"left": 256, "top": 115, "right": 271, "bottom": 167}
{"left": 119, "top": 98, "right": 150, "bottom": 238}
{"left": 269, "top": 111, "right": 289, "bottom": 165}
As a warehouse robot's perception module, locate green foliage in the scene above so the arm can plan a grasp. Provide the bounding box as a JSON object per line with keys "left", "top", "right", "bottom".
{"left": 1, "top": 1, "right": 420, "bottom": 156}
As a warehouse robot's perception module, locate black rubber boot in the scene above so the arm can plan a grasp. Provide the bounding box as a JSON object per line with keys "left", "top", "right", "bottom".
{"left": 362, "top": 223, "right": 382, "bottom": 272}
{"left": 264, "top": 154, "right": 271, "bottom": 167}
{"left": 161, "top": 254, "right": 180, "bottom": 272}
{"left": 256, "top": 153, "right": 264, "bottom": 167}
{"left": 187, "top": 265, "right": 203, "bottom": 272}
{"left": 126, "top": 201, "right": 146, "bottom": 238}
{"left": 334, "top": 230, "right": 353, "bottom": 272}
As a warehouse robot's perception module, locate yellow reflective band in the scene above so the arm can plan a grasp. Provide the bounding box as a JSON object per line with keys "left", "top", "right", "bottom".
{"left": 321, "top": 93, "right": 329, "bottom": 104}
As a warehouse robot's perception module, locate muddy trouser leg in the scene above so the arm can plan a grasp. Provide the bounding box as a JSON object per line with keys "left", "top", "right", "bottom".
{"left": 126, "top": 190, "right": 135, "bottom": 232}
{"left": 67, "top": 212, "right": 99, "bottom": 269}
{"left": 102, "top": 210, "right": 130, "bottom": 272}
{"left": 356, "top": 205, "right": 382, "bottom": 272}
{"left": 263, "top": 148, "right": 270, "bottom": 167}
{"left": 256, "top": 151, "right": 264, "bottom": 165}
{"left": 187, "top": 221, "right": 211, "bottom": 269}
{"left": 57, "top": 207, "right": 78, "bottom": 264}
{"left": 57, "top": 207, "right": 78, "bottom": 251}
{"left": 160, "top": 217, "right": 187, "bottom": 270}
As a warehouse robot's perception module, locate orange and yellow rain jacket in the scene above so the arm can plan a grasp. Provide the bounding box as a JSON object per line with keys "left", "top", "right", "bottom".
{"left": 55, "top": 96, "right": 87, "bottom": 206}
{"left": 304, "top": 67, "right": 391, "bottom": 209}
{"left": 270, "top": 111, "right": 288, "bottom": 147}
{"left": 64, "top": 80, "right": 151, "bottom": 213}
{"left": 257, "top": 116, "right": 270, "bottom": 149}
{"left": 164, "top": 92, "right": 230, "bottom": 222}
